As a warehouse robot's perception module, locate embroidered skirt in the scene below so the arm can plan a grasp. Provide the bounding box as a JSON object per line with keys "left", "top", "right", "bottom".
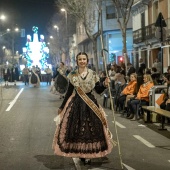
{"left": 52, "top": 93, "right": 115, "bottom": 158}
{"left": 30, "top": 73, "right": 38, "bottom": 84}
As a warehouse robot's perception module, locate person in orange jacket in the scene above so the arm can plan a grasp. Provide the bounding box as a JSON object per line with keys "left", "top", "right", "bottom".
{"left": 117, "top": 73, "right": 137, "bottom": 112}
{"left": 127, "top": 74, "right": 154, "bottom": 120}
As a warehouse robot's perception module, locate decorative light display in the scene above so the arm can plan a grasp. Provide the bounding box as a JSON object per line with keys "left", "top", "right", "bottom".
{"left": 22, "top": 26, "right": 49, "bottom": 69}
{"left": 109, "top": 53, "right": 116, "bottom": 62}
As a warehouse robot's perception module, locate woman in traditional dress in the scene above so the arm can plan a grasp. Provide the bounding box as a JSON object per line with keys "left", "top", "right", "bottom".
{"left": 52, "top": 52, "right": 116, "bottom": 165}
{"left": 54, "top": 62, "right": 68, "bottom": 99}
{"left": 30, "top": 66, "right": 40, "bottom": 87}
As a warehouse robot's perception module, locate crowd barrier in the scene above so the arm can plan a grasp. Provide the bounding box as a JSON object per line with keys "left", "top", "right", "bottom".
{"left": 148, "top": 85, "right": 167, "bottom": 122}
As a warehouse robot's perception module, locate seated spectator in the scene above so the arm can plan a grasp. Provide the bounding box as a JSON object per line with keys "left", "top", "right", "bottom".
{"left": 117, "top": 73, "right": 137, "bottom": 113}
{"left": 113, "top": 69, "right": 126, "bottom": 86}
{"left": 152, "top": 58, "right": 162, "bottom": 74}
{"left": 145, "top": 68, "right": 151, "bottom": 74}
{"left": 162, "top": 67, "right": 170, "bottom": 85}
{"left": 127, "top": 74, "right": 154, "bottom": 120}
{"left": 136, "top": 67, "right": 144, "bottom": 93}
{"left": 151, "top": 67, "right": 160, "bottom": 85}
{"left": 108, "top": 65, "right": 116, "bottom": 80}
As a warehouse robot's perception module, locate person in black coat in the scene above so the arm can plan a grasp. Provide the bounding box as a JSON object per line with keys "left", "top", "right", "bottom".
{"left": 127, "top": 63, "right": 136, "bottom": 77}
{"left": 3, "top": 65, "right": 10, "bottom": 86}
{"left": 137, "top": 58, "right": 146, "bottom": 75}
{"left": 11, "top": 65, "right": 19, "bottom": 85}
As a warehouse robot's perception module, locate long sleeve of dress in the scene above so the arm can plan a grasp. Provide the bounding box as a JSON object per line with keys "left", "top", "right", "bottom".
{"left": 59, "top": 82, "right": 74, "bottom": 109}
{"left": 95, "top": 81, "right": 106, "bottom": 94}
{"left": 53, "top": 71, "right": 59, "bottom": 79}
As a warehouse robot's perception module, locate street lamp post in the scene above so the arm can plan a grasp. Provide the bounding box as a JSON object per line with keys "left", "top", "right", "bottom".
{"left": 61, "top": 8, "right": 67, "bottom": 36}
{"left": 0, "top": 14, "right": 6, "bottom": 35}
{"left": 54, "top": 25, "right": 59, "bottom": 32}
{"left": 9, "top": 27, "right": 20, "bottom": 65}
{"left": 61, "top": 8, "right": 69, "bottom": 65}
{"left": 2, "top": 46, "right": 6, "bottom": 64}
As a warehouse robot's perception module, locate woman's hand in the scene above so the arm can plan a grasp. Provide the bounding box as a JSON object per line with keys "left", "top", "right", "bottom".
{"left": 104, "top": 77, "right": 110, "bottom": 87}
{"left": 163, "top": 76, "right": 168, "bottom": 82}
{"left": 58, "top": 108, "right": 62, "bottom": 115}
{"left": 166, "top": 99, "right": 170, "bottom": 105}
{"left": 120, "top": 92, "right": 123, "bottom": 95}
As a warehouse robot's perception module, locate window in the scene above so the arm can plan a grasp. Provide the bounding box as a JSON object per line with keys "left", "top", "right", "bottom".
{"left": 153, "top": 0, "right": 158, "bottom": 22}
{"left": 106, "top": 5, "right": 116, "bottom": 19}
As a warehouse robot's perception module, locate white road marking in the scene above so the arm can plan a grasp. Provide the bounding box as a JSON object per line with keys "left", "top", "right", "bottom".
{"left": 138, "top": 124, "right": 146, "bottom": 127}
{"left": 72, "top": 158, "right": 81, "bottom": 170}
{"left": 6, "top": 88, "right": 24, "bottom": 111}
{"left": 168, "top": 160, "right": 170, "bottom": 163}
{"left": 133, "top": 135, "right": 155, "bottom": 148}
{"left": 153, "top": 123, "right": 160, "bottom": 126}
{"left": 88, "top": 168, "right": 105, "bottom": 170}
{"left": 88, "top": 163, "right": 135, "bottom": 170}
{"left": 122, "top": 163, "right": 136, "bottom": 170}
{"left": 112, "top": 121, "right": 126, "bottom": 128}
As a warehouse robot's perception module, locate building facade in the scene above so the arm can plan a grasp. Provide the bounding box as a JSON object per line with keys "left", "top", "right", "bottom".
{"left": 69, "top": 0, "right": 133, "bottom": 71}
{"left": 132, "top": 0, "right": 170, "bottom": 72}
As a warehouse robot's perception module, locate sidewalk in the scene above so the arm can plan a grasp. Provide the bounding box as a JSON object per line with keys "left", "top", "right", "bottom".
{"left": 0, "top": 81, "right": 24, "bottom": 86}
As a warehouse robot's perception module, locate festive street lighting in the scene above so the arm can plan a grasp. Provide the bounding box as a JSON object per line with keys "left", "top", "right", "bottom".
{"left": 15, "top": 27, "right": 19, "bottom": 32}
{"left": 0, "top": 14, "right": 6, "bottom": 20}
{"left": 53, "top": 25, "right": 59, "bottom": 31}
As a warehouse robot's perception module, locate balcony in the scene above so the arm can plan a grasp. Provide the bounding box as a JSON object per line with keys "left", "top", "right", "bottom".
{"left": 133, "top": 18, "right": 170, "bottom": 44}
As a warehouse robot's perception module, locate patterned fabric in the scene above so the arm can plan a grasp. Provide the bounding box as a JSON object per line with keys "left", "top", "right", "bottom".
{"left": 54, "top": 67, "right": 68, "bottom": 94}
{"left": 53, "top": 93, "right": 114, "bottom": 158}
{"left": 67, "top": 69, "right": 100, "bottom": 93}
{"left": 58, "top": 93, "right": 108, "bottom": 153}
{"left": 52, "top": 69, "right": 115, "bottom": 158}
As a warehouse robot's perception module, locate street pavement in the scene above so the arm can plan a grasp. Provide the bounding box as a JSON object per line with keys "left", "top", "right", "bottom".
{"left": 0, "top": 82, "right": 170, "bottom": 170}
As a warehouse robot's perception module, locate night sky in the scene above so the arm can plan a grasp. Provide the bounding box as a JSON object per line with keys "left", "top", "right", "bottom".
{"left": 0, "top": 0, "right": 56, "bottom": 34}
{"left": 0, "top": 0, "right": 57, "bottom": 53}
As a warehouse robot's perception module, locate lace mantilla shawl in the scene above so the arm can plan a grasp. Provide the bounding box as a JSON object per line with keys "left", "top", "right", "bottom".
{"left": 67, "top": 69, "right": 100, "bottom": 93}
{"left": 57, "top": 67, "right": 67, "bottom": 75}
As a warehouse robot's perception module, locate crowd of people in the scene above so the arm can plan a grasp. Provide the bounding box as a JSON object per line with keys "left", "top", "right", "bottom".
{"left": 102, "top": 58, "right": 170, "bottom": 124}
{"left": 2, "top": 64, "right": 20, "bottom": 86}
{"left": 2, "top": 64, "right": 71, "bottom": 88}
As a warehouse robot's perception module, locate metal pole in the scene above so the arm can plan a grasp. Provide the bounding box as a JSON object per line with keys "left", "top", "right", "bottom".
{"left": 160, "top": 25, "right": 164, "bottom": 74}
{"left": 12, "top": 32, "right": 15, "bottom": 65}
